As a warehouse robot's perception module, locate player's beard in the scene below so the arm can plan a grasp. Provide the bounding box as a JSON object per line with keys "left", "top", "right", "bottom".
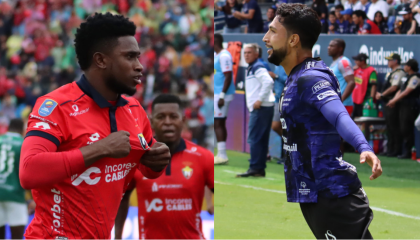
{"left": 105, "top": 76, "right": 137, "bottom": 96}
{"left": 267, "top": 47, "right": 287, "bottom": 66}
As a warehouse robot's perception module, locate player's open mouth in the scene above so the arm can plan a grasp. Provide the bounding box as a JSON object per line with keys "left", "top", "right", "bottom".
{"left": 266, "top": 46, "right": 273, "bottom": 54}
{"left": 133, "top": 76, "right": 142, "bottom": 83}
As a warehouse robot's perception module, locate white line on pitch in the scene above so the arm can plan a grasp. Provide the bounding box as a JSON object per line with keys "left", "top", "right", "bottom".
{"left": 215, "top": 181, "right": 420, "bottom": 220}
{"left": 215, "top": 180, "right": 286, "bottom": 193}
{"left": 222, "top": 170, "right": 277, "bottom": 180}
{"left": 370, "top": 207, "right": 420, "bottom": 220}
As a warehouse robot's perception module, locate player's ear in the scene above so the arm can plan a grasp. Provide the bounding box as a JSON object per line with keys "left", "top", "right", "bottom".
{"left": 92, "top": 52, "right": 108, "bottom": 69}
{"left": 289, "top": 34, "right": 300, "bottom": 48}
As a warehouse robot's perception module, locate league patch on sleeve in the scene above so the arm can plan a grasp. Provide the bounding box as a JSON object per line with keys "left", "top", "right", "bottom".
{"left": 38, "top": 99, "right": 58, "bottom": 117}
{"left": 312, "top": 80, "right": 331, "bottom": 93}
{"left": 138, "top": 133, "right": 150, "bottom": 150}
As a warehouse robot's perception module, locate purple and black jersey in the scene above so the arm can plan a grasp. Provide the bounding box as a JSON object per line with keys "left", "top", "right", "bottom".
{"left": 280, "top": 58, "right": 372, "bottom": 203}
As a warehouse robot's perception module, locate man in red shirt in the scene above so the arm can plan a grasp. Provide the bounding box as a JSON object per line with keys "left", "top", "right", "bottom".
{"left": 352, "top": 10, "right": 382, "bottom": 34}
{"left": 19, "top": 13, "right": 170, "bottom": 239}
{"left": 115, "top": 94, "right": 214, "bottom": 239}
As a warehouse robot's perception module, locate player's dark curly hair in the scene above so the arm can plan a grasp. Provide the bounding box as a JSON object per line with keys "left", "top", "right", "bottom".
{"left": 74, "top": 12, "right": 136, "bottom": 70}
{"left": 276, "top": 3, "right": 321, "bottom": 50}
{"left": 152, "top": 94, "right": 183, "bottom": 111}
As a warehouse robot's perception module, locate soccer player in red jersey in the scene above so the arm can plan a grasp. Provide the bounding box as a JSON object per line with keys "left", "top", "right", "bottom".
{"left": 115, "top": 94, "right": 214, "bottom": 239}
{"left": 19, "top": 13, "right": 170, "bottom": 239}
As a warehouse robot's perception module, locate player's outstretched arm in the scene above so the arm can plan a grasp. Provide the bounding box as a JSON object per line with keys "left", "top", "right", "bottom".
{"left": 319, "top": 99, "right": 382, "bottom": 180}
{"left": 115, "top": 188, "right": 134, "bottom": 239}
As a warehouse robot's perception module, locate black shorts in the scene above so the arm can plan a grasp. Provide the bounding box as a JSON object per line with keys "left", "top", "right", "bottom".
{"left": 353, "top": 104, "right": 363, "bottom": 118}
{"left": 300, "top": 188, "right": 373, "bottom": 239}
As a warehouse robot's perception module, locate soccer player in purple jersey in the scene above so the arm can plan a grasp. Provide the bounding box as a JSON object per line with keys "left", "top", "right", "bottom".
{"left": 263, "top": 3, "right": 382, "bottom": 239}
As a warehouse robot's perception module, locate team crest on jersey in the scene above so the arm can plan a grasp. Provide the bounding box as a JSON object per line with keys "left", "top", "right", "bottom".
{"left": 138, "top": 133, "right": 150, "bottom": 150}
{"left": 182, "top": 166, "right": 193, "bottom": 179}
{"left": 38, "top": 99, "right": 58, "bottom": 117}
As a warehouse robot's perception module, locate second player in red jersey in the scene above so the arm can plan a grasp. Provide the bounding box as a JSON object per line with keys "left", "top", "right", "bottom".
{"left": 115, "top": 94, "right": 214, "bottom": 239}
{"left": 19, "top": 13, "right": 170, "bottom": 239}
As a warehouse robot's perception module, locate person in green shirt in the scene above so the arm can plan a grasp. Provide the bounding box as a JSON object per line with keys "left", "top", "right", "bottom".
{"left": 0, "top": 119, "right": 28, "bottom": 239}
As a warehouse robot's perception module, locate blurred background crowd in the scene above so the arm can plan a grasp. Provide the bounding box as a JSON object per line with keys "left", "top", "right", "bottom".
{"left": 0, "top": 0, "right": 215, "bottom": 151}
{"left": 215, "top": 0, "right": 420, "bottom": 35}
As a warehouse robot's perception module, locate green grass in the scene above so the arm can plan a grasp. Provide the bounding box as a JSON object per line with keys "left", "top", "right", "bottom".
{"left": 215, "top": 151, "right": 420, "bottom": 239}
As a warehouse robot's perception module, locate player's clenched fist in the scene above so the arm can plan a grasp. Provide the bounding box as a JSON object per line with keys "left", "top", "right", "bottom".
{"left": 99, "top": 131, "right": 131, "bottom": 158}
{"left": 141, "top": 142, "right": 170, "bottom": 172}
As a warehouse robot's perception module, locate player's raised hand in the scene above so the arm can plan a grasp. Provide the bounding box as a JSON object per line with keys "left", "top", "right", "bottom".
{"left": 100, "top": 131, "right": 131, "bottom": 158}
{"left": 360, "top": 151, "right": 383, "bottom": 180}
{"left": 141, "top": 142, "right": 170, "bottom": 172}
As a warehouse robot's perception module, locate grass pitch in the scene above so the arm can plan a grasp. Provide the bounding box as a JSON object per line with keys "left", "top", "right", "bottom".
{"left": 215, "top": 151, "right": 420, "bottom": 239}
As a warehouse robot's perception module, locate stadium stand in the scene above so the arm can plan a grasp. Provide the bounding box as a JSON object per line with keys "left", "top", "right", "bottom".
{"left": 0, "top": 0, "right": 214, "bottom": 151}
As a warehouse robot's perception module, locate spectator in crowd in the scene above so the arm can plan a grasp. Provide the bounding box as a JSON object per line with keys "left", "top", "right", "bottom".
{"left": 352, "top": 53, "right": 378, "bottom": 117}
{"left": 263, "top": 6, "right": 277, "bottom": 33}
{"left": 312, "top": 0, "right": 329, "bottom": 20}
{"left": 387, "top": 59, "right": 420, "bottom": 159}
{"left": 395, "top": 6, "right": 419, "bottom": 34}
{"left": 344, "top": 0, "right": 361, "bottom": 11}
{"left": 237, "top": 43, "right": 274, "bottom": 178}
{"left": 317, "top": 9, "right": 330, "bottom": 33}
{"left": 353, "top": 10, "right": 382, "bottom": 34}
{"left": 359, "top": 0, "right": 372, "bottom": 13}
{"left": 215, "top": 0, "right": 243, "bottom": 33}
{"left": 374, "top": 11, "right": 389, "bottom": 33}
{"left": 232, "top": 0, "right": 263, "bottom": 33}
{"left": 0, "top": 0, "right": 214, "bottom": 148}
{"left": 328, "top": 11, "right": 340, "bottom": 34}
{"left": 341, "top": 8, "right": 358, "bottom": 33}
{"left": 376, "top": 53, "right": 405, "bottom": 157}
{"left": 367, "top": 0, "right": 390, "bottom": 21}
{"left": 335, "top": 4, "right": 350, "bottom": 33}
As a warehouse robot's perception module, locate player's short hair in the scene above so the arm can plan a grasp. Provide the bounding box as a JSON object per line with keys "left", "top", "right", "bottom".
{"left": 353, "top": 10, "right": 367, "bottom": 20}
{"left": 275, "top": 3, "right": 321, "bottom": 50}
{"left": 74, "top": 12, "right": 136, "bottom": 70}
{"left": 244, "top": 43, "right": 259, "bottom": 54}
{"left": 152, "top": 94, "right": 183, "bottom": 111}
{"left": 333, "top": 38, "right": 346, "bottom": 52}
{"left": 329, "top": 11, "right": 336, "bottom": 17}
{"left": 8, "top": 118, "right": 23, "bottom": 133}
{"left": 214, "top": 33, "right": 223, "bottom": 48}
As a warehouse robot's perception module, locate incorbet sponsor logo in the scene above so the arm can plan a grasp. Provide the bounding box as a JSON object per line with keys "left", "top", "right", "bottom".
{"left": 51, "top": 188, "right": 63, "bottom": 234}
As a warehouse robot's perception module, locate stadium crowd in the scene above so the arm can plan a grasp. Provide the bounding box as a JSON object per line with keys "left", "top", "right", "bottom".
{"left": 215, "top": 0, "right": 420, "bottom": 34}
{"left": 0, "top": 0, "right": 214, "bottom": 151}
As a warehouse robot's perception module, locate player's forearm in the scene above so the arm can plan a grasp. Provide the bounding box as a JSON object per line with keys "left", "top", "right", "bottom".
{"left": 382, "top": 85, "right": 398, "bottom": 97}
{"left": 79, "top": 142, "right": 111, "bottom": 167}
{"left": 370, "top": 85, "right": 377, "bottom": 98}
{"left": 222, "top": 73, "right": 233, "bottom": 94}
{"left": 115, "top": 190, "right": 132, "bottom": 239}
{"left": 392, "top": 89, "right": 412, "bottom": 103}
{"left": 320, "top": 100, "right": 373, "bottom": 153}
{"left": 20, "top": 136, "right": 86, "bottom": 189}
{"left": 341, "top": 81, "right": 355, "bottom": 102}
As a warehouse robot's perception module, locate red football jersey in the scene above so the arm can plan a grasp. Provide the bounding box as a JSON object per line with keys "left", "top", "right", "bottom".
{"left": 130, "top": 139, "right": 214, "bottom": 239}
{"left": 24, "top": 75, "right": 156, "bottom": 239}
